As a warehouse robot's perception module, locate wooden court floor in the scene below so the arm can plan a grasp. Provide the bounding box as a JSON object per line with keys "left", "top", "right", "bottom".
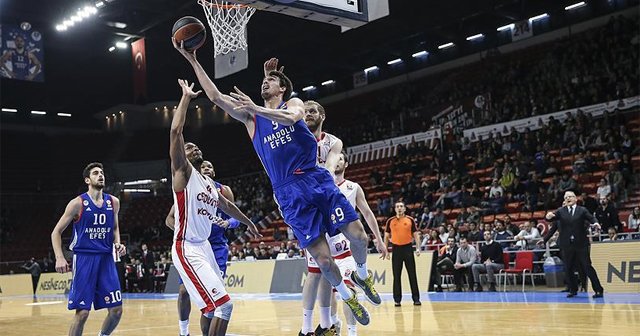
{"left": 1, "top": 293, "right": 639, "bottom": 335}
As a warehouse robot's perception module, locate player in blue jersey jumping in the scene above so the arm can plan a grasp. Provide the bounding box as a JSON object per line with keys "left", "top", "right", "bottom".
{"left": 175, "top": 40, "right": 379, "bottom": 326}
{"left": 51, "top": 162, "right": 126, "bottom": 336}
{"left": 166, "top": 159, "right": 241, "bottom": 336}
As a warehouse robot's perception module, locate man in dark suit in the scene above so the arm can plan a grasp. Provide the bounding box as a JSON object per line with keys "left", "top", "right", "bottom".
{"left": 538, "top": 191, "right": 604, "bottom": 298}
{"left": 140, "top": 243, "right": 155, "bottom": 292}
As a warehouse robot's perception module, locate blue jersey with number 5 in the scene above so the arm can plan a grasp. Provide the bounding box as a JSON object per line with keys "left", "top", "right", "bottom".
{"left": 69, "top": 193, "right": 115, "bottom": 254}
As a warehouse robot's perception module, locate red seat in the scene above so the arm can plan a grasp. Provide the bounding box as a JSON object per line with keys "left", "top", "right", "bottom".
{"left": 499, "top": 251, "right": 535, "bottom": 292}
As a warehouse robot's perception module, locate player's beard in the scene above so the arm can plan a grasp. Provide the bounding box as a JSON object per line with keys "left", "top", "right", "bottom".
{"left": 335, "top": 166, "right": 345, "bottom": 176}
{"left": 189, "top": 156, "right": 204, "bottom": 169}
{"left": 92, "top": 182, "right": 105, "bottom": 190}
{"left": 306, "top": 119, "right": 319, "bottom": 132}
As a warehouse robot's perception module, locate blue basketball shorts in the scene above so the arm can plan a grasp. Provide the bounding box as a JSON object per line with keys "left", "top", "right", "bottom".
{"left": 273, "top": 167, "right": 358, "bottom": 248}
{"left": 68, "top": 252, "right": 122, "bottom": 310}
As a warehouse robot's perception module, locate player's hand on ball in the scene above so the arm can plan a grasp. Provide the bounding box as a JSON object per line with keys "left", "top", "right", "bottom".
{"left": 178, "top": 79, "right": 202, "bottom": 99}
{"left": 230, "top": 86, "right": 259, "bottom": 114}
{"left": 545, "top": 212, "right": 556, "bottom": 220}
{"left": 172, "top": 38, "right": 197, "bottom": 62}
{"left": 115, "top": 243, "right": 127, "bottom": 257}
{"left": 55, "top": 257, "right": 70, "bottom": 273}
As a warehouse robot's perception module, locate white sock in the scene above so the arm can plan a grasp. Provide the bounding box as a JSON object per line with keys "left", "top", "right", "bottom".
{"left": 347, "top": 324, "right": 358, "bottom": 336}
{"left": 179, "top": 319, "right": 189, "bottom": 335}
{"left": 335, "top": 282, "right": 353, "bottom": 300}
{"left": 330, "top": 313, "right": 339, "bottom": 325}
{"left": 356, "top": 263, "right": 368, "bottom": 280}
{"left": 302, "top": 309, "right": 314, "bottom": 333}
{"left": 319, "top": 306, "right": 331, "bottom": 329}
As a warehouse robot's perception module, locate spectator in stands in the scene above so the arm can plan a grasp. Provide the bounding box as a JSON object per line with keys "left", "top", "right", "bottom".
{"left": 453, "top": 237, "right": 477, "bottom": 292}
{"left": 421, "top": 230, "right": 442, "bottom": 251}
{"left": 595, "top": 196, "right": 622, "bottom": 233}
{"left": 488, "top": 179, "right": 504, "bottom": 199}
{"left": 602, "top": 227, "right": 622, "bottom": 242}
{"left": 545, "top": 156, "right": 560, "bottom": 177}
{"left": 472, "top": 231, "right": 504, "bottom": 292}
{"left": 619, "top": 154, "right": 636, "bottom": 190}
{"left": 596, "top": 178, "right": 612, "bottom": 199}
{"left": 606, "top": 164, "right": 625, "bottom": 198}
{"left": 499, "top": 166, "right": 515, "bottom": 191}
{"left": 456, "top": 207, "right": 470, "bottom": 226}
{"left": 514, "top": 220, "right": 541, "bottom": 249}
{"left": 503, "top": 216, "right": 518, "bottom": 238}
{"left": 429, "top": 208, "right": 446, "bottom": 229}
{"left": 510, "top": 177, "right": 526, "bottom": 201}
{"left": 467, "top": 207, "right": 481, "bottom": 224}
{"left": 573, "top": 153, "right": 587, "bottom": 174}
{"left": 433, "top": 237, "right": 458, "bottom": 292}
{"left": 418, "top": 207, "right": 430, "bottom": 229}
{"left": 493, "top": 220, "right": 513, "bottom": 249}
{"left": 558, "top": 173, "right": 578, "bottom": 194}
{"left": 580, "top": 192, "right": 598, "bottom": 214}
{"left": 273, "top": 228, "right": 286, "bottom": 242}
{"left": 437, "top": 225, "right": 448, "bottom": 243}
{"left": 624, "top": 207, "right": 640, "bottom": 235}
{"left": 466, "top": 222, "right": 482, "bottom": 242}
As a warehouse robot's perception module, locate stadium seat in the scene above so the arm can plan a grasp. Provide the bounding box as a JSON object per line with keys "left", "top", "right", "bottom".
{"left": 500, "top": 251, "right": 535, "bottom": 292}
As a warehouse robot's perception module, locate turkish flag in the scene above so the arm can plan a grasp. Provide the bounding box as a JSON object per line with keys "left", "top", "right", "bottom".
{"left": 131, "top": 38, "right": 147, "bottom": 103}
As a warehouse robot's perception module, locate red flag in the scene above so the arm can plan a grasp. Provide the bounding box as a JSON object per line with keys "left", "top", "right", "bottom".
{"left": 131, "top": 38, "right": 147, "bottom": 103}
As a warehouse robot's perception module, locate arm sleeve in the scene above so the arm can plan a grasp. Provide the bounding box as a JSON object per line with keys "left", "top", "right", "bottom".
{"left": 385, "top": 218, "right": 392, "bottom": 233}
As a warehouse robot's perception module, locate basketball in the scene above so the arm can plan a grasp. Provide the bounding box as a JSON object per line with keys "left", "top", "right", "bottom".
{"left": 172, "top": 16, "right": 206, "bottom": 52}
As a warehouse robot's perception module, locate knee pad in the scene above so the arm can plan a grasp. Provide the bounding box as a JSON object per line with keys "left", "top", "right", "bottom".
{"left": 213, "top": 300, "right": 233, "bottom": 320}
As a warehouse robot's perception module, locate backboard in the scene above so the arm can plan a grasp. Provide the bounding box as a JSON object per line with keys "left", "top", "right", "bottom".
{"left": 230, "top": 0, "right": 389, "bottom": 28}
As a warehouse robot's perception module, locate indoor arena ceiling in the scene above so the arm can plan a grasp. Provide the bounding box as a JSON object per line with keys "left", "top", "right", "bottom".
{"left": 0, "top": 0, "right": 612, "bottom": 123}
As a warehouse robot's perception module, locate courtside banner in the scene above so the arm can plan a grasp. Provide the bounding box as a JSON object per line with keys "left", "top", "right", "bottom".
{"left": 36, "top": 272, "right": 73, "bottom": 295}
{"left": 364, "top": 252, "right": 433, "bottom": 293}
{"left": 270, "top": 258, "right": 307, "bottom": 293}
{"left": 591, "top": 241, "right": 640, "bottom": 293}
{"left": 225, "top": 260, "right": 275, "bottom": 293}
{"left": 0, "top": 274, "right": 33, "bottom": 296}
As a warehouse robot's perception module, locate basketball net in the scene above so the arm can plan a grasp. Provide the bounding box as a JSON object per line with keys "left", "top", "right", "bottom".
{"left": 198, "top": 0, "right": 256, "bottom": 57}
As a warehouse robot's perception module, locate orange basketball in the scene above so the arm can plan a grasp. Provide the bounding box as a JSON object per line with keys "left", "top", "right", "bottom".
{"left": 172, "top": 16, "right": 207, "bottom": 52}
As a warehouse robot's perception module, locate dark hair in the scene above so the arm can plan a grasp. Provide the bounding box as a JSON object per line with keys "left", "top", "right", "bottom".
{"left": 304, "top": 100, "right": 325, "bottom": 115}
{"left": 340, "top": 150, "right": 349, "bottom": 164}
{"left": 395, "top": 201, "right": 405, "bottom": 206}
{"left": 268, "top": 70, "right": 293, "bottom": 101}
{"left": 83, "top": 162, "right": 103, "bottom": 179}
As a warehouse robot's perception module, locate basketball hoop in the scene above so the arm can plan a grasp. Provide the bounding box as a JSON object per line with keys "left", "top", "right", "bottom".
{"left": 198, "top": 0, "right": 256, "bottom": 57}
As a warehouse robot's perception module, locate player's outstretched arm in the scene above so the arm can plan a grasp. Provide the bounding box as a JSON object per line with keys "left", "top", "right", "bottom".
{"left": 230, "top": 87, "right": 304, "bottom": 126}
{"left": 170, "top": 79, "right": 200, "bottom": 192}
{"left": 112, "top": 196, "right": 126, "bottom": 257}
{"left": 172, "top": 38, "right": 249, "bottom": 124}
{"left": 51, "top": 197, "right": 81, "bottom": 273}
{"left": 217, "top": 193, "right": 262, "bottom": 238}
{"left": 165, "top": 206, "right": 176, "bottom": 231}
{"left": 356, "top": 184, "right": 388, "bottom": 258}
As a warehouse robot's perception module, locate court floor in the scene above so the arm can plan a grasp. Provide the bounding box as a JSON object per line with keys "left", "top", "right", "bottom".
{"left": 1, "top": 291, "right": 639, "bottom": 335}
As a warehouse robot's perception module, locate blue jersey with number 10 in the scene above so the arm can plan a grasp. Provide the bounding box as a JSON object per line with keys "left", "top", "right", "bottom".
{"left": 69, "top": 193, "right": 115, "bottom": 254}
{"left": 251, "top": 102, "right": 317, "bottom": 187}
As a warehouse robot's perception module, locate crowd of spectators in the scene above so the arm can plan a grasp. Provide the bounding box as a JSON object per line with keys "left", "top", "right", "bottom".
{"left": 328, "top": 15, "right": 639, "bottom": 146}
